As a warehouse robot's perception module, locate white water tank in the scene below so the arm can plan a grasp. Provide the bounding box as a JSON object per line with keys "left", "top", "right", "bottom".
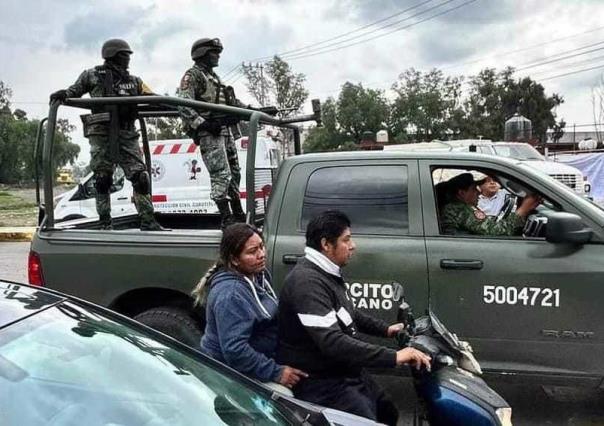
{"left": 578, "top": 138, "right": 597, "bottom": 150}
{"left": 376, "top": 130, "right": 389, "bottom": 143}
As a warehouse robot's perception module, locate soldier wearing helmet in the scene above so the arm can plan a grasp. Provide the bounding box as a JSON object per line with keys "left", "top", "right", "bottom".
{"left": 49, "top": 39, "right": 164, "bottom": 231}
{"left": 178, "top": 37, "right": 246, "bottom": 229}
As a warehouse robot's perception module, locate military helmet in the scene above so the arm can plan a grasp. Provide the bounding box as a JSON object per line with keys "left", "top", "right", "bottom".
{"left": 191, "top": 38, "right": 223, "bottom": 60}
{"left": 101, "top": 39, "right": 133, "bottom": 59}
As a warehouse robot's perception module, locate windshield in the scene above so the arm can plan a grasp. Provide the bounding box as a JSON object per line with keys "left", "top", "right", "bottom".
{"left": 0, "top": 302, "right": 290, "bottom": 426}
{"left": 492, "top": 144, "right": 544, "bottom": 161}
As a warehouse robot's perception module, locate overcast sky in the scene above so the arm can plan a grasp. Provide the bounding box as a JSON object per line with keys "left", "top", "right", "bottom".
{"left": 3, "top": 0, "right": 604, "bottom": 162}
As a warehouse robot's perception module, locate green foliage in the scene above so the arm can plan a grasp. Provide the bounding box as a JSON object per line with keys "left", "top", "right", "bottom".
{"left": 0, "top": 80, "right": 80, "bottom": 184}
{"left": 147, "top": 116, "right": 186, "bottom": 140}
{"left": 391, "top": 68, "right": 464, "bottom": 141}
{"left": 464, "top": 67, "right": 563, "bottom": 142}
{"left": 243, "top": 56, "right": 309, "bottom": 117}
{"left": 336, "top": 82, "right": 389, "bottom": 141}
{"left": 304, "top": 84, "right": 389, "bottom": 153}
{"left": 306, "top": 67, "right": 563, "bottom": 151}
{"left": 304, "top": 126, "right": 343, "bottom": 153}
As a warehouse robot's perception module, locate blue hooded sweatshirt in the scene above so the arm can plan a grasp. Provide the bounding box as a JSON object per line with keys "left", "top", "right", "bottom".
{"left": 200, "top": 269, "right": 283, "bottom": 382}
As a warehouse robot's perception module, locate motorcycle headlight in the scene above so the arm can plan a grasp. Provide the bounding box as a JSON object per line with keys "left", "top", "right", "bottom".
{"left": 495, "top": 407, "right": 512, "bottom": 426}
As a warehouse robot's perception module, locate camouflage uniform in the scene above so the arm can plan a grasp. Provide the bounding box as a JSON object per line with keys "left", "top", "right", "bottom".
{"left": 177, "top": 63, "right": 241, "bottom": 204}
{"left": 64, "top": 64, "right": 157, "bottom": 228}
{"left": 441, "top": 200, "right": 525, "bottom": 236}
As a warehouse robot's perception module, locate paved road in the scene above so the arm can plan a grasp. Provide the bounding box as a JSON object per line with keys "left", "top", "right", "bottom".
{"left": 2, "top": 241, "right": 602, "bottom": 425}
{"left": 0, "top": 241, "right": 29, "bottom": 283}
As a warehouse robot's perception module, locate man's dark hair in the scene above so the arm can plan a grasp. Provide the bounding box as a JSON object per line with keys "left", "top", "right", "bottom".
{"left": 306, "top": 210, "right": 351, "bottom": 252}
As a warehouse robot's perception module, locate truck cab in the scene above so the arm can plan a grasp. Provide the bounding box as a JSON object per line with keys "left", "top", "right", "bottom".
{"left": 266, "top": 151, "right": 604, "bottom": 387}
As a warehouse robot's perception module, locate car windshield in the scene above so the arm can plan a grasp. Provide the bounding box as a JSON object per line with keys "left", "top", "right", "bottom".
{"left": 492, "top": 144, "right": 544, "bottom": 160}
{"left": 0, "top": 302, "right": 290, "bottom": 426}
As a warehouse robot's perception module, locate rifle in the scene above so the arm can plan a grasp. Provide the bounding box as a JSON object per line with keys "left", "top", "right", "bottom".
{"left": 196, "top": 105, "right": 279, "bottom": 138}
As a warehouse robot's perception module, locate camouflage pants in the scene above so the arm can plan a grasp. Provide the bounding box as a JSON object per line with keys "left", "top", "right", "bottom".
{"left": 197, "top": 132, "right": 241, "bottom": 202}
{"left": 89, "top": 129, "right": 155, "bottom": 225}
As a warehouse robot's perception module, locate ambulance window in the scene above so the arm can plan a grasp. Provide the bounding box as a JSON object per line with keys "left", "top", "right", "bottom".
{"left": 301, "top": 165, "right": 409, "bottom": 235}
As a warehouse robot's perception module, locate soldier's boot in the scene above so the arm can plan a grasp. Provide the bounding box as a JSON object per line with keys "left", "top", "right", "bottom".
{"left": 216, "top": 199, "right": 235, "bottom": 230}
{"left": 135, "top": 195, "right": 169, "bottom": 231}
{"left": 230, "top": 195, "right": 246, "bottom": 223}
{"left": 99, "top": 217, "right": 113, "bottom": 230}
{"left": 140, "top": 217, "right": 168, "bottom": 231}
{"left": 96, "top": 193, "right": 113, "bottom": 230}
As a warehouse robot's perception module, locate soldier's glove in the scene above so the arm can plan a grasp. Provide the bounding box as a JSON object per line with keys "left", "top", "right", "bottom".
{"left": 49, "top": 89, "right": 68, "bottom": 104}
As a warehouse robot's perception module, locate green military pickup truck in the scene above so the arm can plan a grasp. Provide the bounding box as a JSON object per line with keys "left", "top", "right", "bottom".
{"left": 30, "top": 96, "right": 604, "bottom": 389}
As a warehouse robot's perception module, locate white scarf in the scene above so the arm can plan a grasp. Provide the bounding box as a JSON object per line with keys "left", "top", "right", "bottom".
{"left": 304, "top": 247, "right": 341, "bottom": 277}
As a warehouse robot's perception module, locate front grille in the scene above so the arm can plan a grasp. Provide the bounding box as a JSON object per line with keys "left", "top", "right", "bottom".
{"left": 550, "top": 174, "right": 578, "bottom": 190}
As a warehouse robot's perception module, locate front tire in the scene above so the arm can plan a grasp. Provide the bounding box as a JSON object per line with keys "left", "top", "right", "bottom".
{"left": 134, "top": 306, "right": 202, "bottom": 348}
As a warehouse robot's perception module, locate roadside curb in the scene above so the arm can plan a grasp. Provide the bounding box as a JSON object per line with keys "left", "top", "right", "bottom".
{"left": 0, "top": 227, "right": 36, "bottom": 242}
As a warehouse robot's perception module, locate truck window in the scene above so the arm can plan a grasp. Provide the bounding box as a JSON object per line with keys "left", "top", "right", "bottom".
{"left": 301, "top": 165, "right": 409, "bottom": 235}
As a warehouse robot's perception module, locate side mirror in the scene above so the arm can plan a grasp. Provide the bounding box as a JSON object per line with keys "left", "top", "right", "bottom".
{"left": 545, "top": 212, "right": 592, "bottom": 244}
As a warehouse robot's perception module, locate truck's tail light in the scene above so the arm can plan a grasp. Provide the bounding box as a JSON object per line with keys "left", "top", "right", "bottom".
{"left": 28, "top": 251, "right": 45, "bottom": 286}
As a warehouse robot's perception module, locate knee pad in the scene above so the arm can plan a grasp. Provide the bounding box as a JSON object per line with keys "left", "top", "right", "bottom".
{"left": 94, "top": 173, "right": 113, "bottom": 194}
{"left": 132, "top": 170, "right": 150, "bottom": 195}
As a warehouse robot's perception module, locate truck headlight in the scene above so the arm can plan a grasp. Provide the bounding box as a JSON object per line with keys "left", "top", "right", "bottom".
{"left": 495, "top": 407, "right": 513, "bottom": 426}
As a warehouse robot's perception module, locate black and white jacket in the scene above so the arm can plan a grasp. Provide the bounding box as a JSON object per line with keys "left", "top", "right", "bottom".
{"left": 277, "top": 252, "right": 397, "bottom": 378}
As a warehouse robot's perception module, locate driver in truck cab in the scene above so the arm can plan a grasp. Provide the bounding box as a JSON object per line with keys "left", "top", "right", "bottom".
{"left": 440, "top": 172, "right": 541, "bottom": 236}
{"left": 277, "top": 210, "right": 431, "bottom": 425}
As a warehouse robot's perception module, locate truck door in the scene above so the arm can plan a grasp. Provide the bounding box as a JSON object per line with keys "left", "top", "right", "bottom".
{"left": 269, "top": 159, "right": 429, "bottom": 332}
{"left": 420, "top": 159, "right": 604, "bottom": 385}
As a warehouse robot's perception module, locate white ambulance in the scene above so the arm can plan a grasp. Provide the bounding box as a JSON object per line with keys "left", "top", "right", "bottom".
{"left": 54, "top": 136, "right": 281, "bottom": 221}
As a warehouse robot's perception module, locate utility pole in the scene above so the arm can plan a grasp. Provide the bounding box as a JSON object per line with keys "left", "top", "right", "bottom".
{"left": 573, "top": 123, "right": 576, "bottom": 149}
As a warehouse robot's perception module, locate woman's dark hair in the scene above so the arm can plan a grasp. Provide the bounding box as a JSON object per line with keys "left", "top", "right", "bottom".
{"left": 305, "top": 210, "right": 351, "bottom": 252}
{"left": 192, "top": 223, "right": 262, "bottom": 305}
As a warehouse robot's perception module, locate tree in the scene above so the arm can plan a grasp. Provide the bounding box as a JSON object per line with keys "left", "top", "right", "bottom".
{"left": 145, "top": 91, "right": 187, "bottom": 140}
{"left": 303, "top": 98, "right": 347, "bottom": 152}
{"left": 591, "top": 76, "right": 604, "bottom": 143}
{"left": 147, "top": 116, "right": 186, "bottom": 140}
{"left": 551, "top": 119, "right": 566, "bottom": 143}
{"left": 464, "top": 68, "right": 563, "bottom": 142}
{"left": 0, "top": 81, "right": 79, "bottom": 183}
{"left": 390, "top": 68, "right": 464, "bottom": 142}
{"left": 242, "top": 56, "right": 309, "bottom": 117}
{"left": 336, "top": 82, "right": 389, "bottom": 142}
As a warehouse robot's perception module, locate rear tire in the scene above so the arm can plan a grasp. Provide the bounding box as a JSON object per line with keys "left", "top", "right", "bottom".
{"left": 134, "top": 307, "right": 202, "bottom": 348}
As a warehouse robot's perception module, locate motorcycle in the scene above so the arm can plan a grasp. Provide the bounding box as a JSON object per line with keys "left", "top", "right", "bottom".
{"left": 396, "top": 293, "right": 513, "bottom": 426}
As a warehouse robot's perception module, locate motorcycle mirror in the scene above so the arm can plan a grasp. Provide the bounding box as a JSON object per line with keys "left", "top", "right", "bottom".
{"left": 391, "top": 282, "right": 404, "bottom": 302}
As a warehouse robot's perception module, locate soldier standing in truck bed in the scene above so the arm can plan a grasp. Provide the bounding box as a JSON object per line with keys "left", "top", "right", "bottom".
{"left": 177, "top": 37, "right": 246, "bottom": 229}
{"left": 49, "top": 39, "right": 164, "bottom": 231}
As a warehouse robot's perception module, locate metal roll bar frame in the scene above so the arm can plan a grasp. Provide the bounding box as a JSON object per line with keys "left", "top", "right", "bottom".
{"left": 40, "top": 96, "right": 320, "bottom": 229}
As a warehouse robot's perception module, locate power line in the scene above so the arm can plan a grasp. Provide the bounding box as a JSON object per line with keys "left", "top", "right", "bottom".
{"left": 527, "top": 54, "right": 604, "bottom": 77}
{"left": 252, "top": 0, "right": 437, "bottom": 61}
{"left": 539, "top": 63, "right": 604, "bottom": 82}
{"left": 221, "top": 63, "right": 243, "bottom": 81}
{"left": 441, "top": 24, "right": 604, "bottom": 70}
{"left": 515, "top": 42, "right": 604, "bottom": 72}
{"left": 277, "top": 0, "right": 474, "bottom": 62}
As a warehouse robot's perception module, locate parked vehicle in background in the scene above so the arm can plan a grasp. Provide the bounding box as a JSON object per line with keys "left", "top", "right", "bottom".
{"left": 384, "top": 140, "right": 592, "bottom": 197}
{"left": 55, "top": 168, "right": 74, "bottom": 185}
{"left": 0, "top": 281, "right": 378, "bottom": 426}
{"left": 54, "top": 136, "right": 280, "bottom": 221}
